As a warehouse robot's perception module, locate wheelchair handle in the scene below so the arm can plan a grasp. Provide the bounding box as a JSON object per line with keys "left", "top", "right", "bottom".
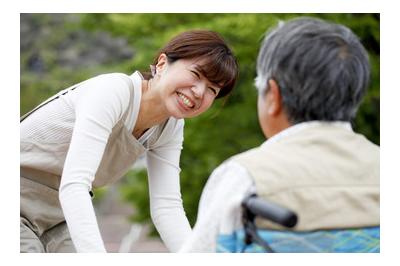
{"left": 242, "top": 194, "right": 298, "bottom": 228}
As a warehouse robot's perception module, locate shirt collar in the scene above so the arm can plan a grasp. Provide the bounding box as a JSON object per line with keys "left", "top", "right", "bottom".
{"left": 261, "top": 121, "right": 352, "bottom": 147}
{"left": 131, "top": 70, "right": 144, "bottom": 81}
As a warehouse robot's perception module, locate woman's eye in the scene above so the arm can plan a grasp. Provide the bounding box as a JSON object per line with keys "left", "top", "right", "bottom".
{"left": 208, "top": 87, "right": 218, "bottom": 95}
{"left": 191, "top": 70, "right": 200, "bottom": 79}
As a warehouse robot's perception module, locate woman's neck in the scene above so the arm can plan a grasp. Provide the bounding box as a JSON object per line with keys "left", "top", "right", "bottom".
{"left": 132, "top": 79, "right": 169, "bottom": 138}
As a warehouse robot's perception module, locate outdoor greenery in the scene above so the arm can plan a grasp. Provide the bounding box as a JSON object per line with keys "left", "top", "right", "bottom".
{"left": 21, "top": 14, "right": 380, "bottom": 236}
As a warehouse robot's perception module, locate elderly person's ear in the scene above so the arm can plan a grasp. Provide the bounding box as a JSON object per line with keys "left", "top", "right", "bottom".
{"left": 266, "top": 79, "right": 283, "bottom": 116}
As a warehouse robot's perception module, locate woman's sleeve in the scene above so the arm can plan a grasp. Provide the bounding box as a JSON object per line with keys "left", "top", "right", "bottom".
{"left": 59, "top": 74, "right": 131, "bottom": 252}
{"left": 178, "top": 162, "right": 255, "bottom": 252}
{"left": 146, "top": 119, "right": 192, "bottom": 252}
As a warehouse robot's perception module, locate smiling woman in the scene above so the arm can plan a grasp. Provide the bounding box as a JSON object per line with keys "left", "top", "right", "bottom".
{"left": 153, "top": 30, "right": 237, "bottom": 98}
{"left": 20, "top": 29, "right": 238, "bottom": 253}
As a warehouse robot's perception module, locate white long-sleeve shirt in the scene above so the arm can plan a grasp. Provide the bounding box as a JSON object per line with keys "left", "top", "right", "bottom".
{"left": 20, "top": 72, "right": 192, "bottom": 252}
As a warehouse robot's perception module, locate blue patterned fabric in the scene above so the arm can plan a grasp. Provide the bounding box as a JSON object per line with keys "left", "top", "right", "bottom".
{"left": 217, "top": 227, "right": 380, "bottom": 253}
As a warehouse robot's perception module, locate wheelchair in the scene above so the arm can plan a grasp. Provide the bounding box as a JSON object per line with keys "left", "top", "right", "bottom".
{"left": 216, "top": 194, "right": 380, "bottom": 253}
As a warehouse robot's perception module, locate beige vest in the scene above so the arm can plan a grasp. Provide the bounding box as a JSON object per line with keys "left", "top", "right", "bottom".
{"left": 232, "top": 124, "right": 380, "bottom": 231}
{"left": 20, "top": 73, "right": 153, "bottom": 190}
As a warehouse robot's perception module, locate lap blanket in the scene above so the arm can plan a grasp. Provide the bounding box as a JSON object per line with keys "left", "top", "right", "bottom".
{"left": 217, "top": 227, "right": 380, "bottom": 253}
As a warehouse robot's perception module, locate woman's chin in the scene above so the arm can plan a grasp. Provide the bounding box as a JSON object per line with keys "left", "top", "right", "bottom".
{"left": 166, "top": 105, "right": 186, "bottom": 119}
{"left": 168, "top": 99, "right": 193, "bottom": 118}
{"left": 167, "top": 96, "right": 206, "bottom": 119}
{"left": 170, "top": 108, "right": 197, "bottom": 119}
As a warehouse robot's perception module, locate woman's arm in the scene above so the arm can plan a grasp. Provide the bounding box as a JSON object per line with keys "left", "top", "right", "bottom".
{"left": 146, "top": 119, "right": 192, "bottom": 252}
{"left": 59, "top": 73, "right": 131, "bottom": 252}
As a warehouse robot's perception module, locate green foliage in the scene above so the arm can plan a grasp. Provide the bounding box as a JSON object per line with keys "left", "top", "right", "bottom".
{"left": 120, "top": 169, "right": 151, "bottom": 224}
{"left": 92, "top": 187, "right": 109, "bottom": 205}
{"left": 21, "top": 14, "right": 380, "bottom": 236}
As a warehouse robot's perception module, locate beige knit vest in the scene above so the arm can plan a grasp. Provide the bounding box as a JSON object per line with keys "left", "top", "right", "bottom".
{"left": 232, "top": 124, "right": 380, "bottom": 231}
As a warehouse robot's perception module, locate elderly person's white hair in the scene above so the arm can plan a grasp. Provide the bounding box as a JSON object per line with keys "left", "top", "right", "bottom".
{"left": 254, "top": 17, "right": 370, "bottom": 123}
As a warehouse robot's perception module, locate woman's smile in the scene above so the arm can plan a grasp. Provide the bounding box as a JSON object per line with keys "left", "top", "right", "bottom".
{"left": 177, "top": 91, "right": 195, "bottom": 109}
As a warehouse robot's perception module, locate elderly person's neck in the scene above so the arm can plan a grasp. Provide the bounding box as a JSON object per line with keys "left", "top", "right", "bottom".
{"left": 264, "top": 113, "right": 291, "bottom": 139}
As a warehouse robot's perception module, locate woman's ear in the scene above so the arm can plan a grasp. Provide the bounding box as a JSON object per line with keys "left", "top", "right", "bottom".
{"left": 266, "top": 79, "right": 283, "bottom": 116}
{"left": 155, "top": 53, "right": 168, "bottom": 73}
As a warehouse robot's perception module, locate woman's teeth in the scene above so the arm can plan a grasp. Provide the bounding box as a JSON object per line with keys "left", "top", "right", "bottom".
{"left": 178, "top": 92, "right": 194, "bottom": 108}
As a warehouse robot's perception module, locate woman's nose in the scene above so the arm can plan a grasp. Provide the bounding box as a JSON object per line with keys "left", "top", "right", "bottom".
{"left": 191, "top": 84, "right": 206, "bottom": 98}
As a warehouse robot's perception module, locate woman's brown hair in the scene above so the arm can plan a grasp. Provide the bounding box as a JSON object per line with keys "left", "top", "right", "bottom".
{"left": 152, "top": 30, "right": 238, "bottom": 99}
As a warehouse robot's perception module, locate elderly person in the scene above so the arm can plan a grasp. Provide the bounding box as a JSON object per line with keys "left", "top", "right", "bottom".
{"left": 179, "top": 17, "right": 379, "bottom": 253}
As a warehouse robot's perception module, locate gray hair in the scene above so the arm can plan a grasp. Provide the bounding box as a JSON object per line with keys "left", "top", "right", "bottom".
{"left": 255, "top": 17, "right": 370, "bottom": 123}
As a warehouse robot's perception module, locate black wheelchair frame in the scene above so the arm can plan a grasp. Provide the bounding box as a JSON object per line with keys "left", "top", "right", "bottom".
{"left": 241, "top": 194, "right": 298, "bottom": 252}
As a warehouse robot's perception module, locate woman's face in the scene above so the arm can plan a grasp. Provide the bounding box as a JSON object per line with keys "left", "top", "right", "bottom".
{"left": 154, "top": 55, "right": 221, "bottom": 119}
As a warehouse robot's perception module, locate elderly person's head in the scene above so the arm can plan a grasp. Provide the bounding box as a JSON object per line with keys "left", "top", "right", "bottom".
{"left": 255, "top": 17, "right": 370, "bottom": 138}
